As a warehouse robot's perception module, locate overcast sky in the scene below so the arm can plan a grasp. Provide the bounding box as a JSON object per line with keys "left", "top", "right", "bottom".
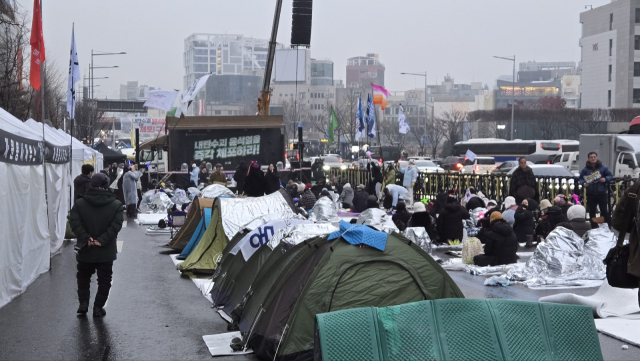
{"left": 21, "top": 0, "right": 610, "bottom": 98}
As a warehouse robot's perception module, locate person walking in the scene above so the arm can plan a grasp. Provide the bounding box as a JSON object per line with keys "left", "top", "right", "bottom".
{"left": 243, "top": 161, "right": 266, "bottom": 197}
{"left": 397, "top": 159, "right": 418, "bottom": 207}
{"left": 265, "top": 164, "right": 282, "bottom": 194}
{"left": 233, "top": 162, "right": 249, "bottom": 195}
{"left": 509, "top": 157, "right": 538, "bottom": 204}
{"left": 209, "top": 163, "right": 227, "bottom": 185}
{"left": 123, "top": 164, "right": 144, "bottom": 218}
{"left": 579, "top": 152, "right": 613, "bottom": 227}
{"left": 74, "top": 164, "right": 94, "bottom": 201}
{"left": 473, "top": 212, "right": 518, "bottom": 267}
{"left": 68, "top": 173, "right": 124, "bottom": 318}
{"left": 190, "top": 163, "right": 200, "bottom": 186}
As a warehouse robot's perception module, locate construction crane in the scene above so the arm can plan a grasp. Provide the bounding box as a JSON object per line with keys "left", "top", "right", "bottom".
{"left": 257, "top": 0, "right": 284, "bottom": 116}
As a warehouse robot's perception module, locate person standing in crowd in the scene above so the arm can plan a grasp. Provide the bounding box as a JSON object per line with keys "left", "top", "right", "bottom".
{"left": 579, "top": 152, "right": 613, "bottom": 227}
{"left": 108, "top": 163, "right": 118, "bottom": 185}
{"left": 300, "top": 183, "right": 317, "bottom": 211}
{"left": 311, "top": 158, "right": 325, "bottom": 183}
{"left": 473, "top": 212, "right": 518, "bottom": 267}
{"left": 123, "top": 164, "right": 144, "bottom": 218}
{"left": 509, "top": 157, "right": 538, "bottom": 204}
{"left": 338, "top": 183, "right": 354, "bottom": 209}
{"left": 397, "top": 160, "right": 418, "bottom": 207}
{"left": 612, "top": 178, "right": 640, "bottom": 306}
{"left": 265, "top": 164, "right": 281, "bottom": 194}
{"left": 557, "top": 205, "right": 592, "bottom": 237}
{"left": 243, "top": 161, "right": 266, "bottom": 197}
{"left": 136, "top": 166, "right": 144, "bottom": 210}
{"left": 68, "top": 173, "right": 123, "bottom": 318}
{"left": 199, "top": 163, "right": 209, "bottom": 185}
{"left": 209, "top": 163, "right": 227, "bottom": 185}
{"left": 501, "top": 196, "right": 518, "bottom": 227}
{"left": 381, "top": 162, "right": 396, "bottom": 195}
{"left": 513, "top": 198, "right": 538, "bottom": 246}
{"left": 100, "top": 165, "right": 110, "bottom": 177}
{"left": 392, "top": 202, "right": 412, "bottom": 231}
{"left": 352, "top": 184, "right": 369, "bottom": 213}
{"left": 437, "top": 196, "right": 470, "bottom": 244}
{"left": 233, "top": 162, "right": 248, "bottom": 195}
{"left": 384, "top": 184, "right": 410, "bottom": 209}
{"left": 74, "top": 164, "right": 94, "bottom": 201}
{"left": 367, "top": 161, "right": 384, "bottom": 199}
{"left": 311, "top": 178, "right": 327, "bottom": 199}
{"left": 190, "top": 163, "right": 200, "bottom": 186}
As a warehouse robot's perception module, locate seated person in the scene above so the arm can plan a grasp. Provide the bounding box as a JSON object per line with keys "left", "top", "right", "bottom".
{"left": 557, "top": 205, "right": 592, "bottom": 237}
{"left": 409, "top": 202, "right": 436, "bottom": 241}
{"left": 351, "top": 184, "right": 369, "bottom": 213}
{"left": 535, "top": 206, "right": 567, "bottom": 241}
{"left": 366, "top": 195, "right": 380, "bottom": 210}
{"left": 300, "top": 183, "right": 317, "bottom": 211}
{"left": 473, "top": 212, "right": 518, "bottom": 267}
{"left": 475, "top": 209, "right": 497, "bottom": 244}
{"left": 337, "top": 183, "right": 354, "bottom": 209}
{"left": 436, "top": 196, "right": 470, "bottom": 244}
{"left": 392, "top": 202, "right": 412, "bottom": 231}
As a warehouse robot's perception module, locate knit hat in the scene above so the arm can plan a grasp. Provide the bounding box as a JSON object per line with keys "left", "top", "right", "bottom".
{"left": 503, "top": 196, "right": 516, "bottom": 209}
{"left": 554, "top": 194, "right": 566, "bottom": 205}
{"left": 357, "top": 184, "right": 365, "bottom": 189}
{"left": 567, "top": 205, "right": 587, "bottom": 220}
{"left": 344, "top": 183, "right": 351, "bottom": 189}
{"left": 490, "top": 212, "right": 504, "bottom": 224}
{"left": 539, "top": 199, "right": 552, "bottom": 212}
{"left": 215, "top": 163, "right": 222, "bottom": 168}
{"left": 305, "top": 183, "right": 312, "bottom": 190}
{"left": 90, "top": 172, "right": 110, "bottom": 189}
{"left": 487, "top": 199, "right": 497, "bottom": 208}
{"left": 413, "top": 202, "right": 427, "bottom": 212}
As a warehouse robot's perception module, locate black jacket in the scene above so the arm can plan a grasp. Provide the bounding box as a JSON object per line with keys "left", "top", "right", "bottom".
{"left": 368, "top": 163, "right": 383, "bottom": 184}
{"left": 557, "top": 219, "right": 592, "bottom": 238}
{"left": 509, "top": 166, "right": 538, "bottom": 201}
{"left": 392, "top": 211, "right": 412, "bottom": 231}
{"left": 433, "top": 192, "right": 450, "bottom": 216}
{"left": 233, "top": 164, "right": 248, "bottom": 194}
{"left": 352, "top": 189, "right": 369, "bottom": 213}
{"left": 483, "top": 220, "right": 519, "bottom": 266}
{"left": 465, "top": 196, "right": 486, "bottom": 211}
{"left": 311, "top": 185, "right": 324, "bottom": 200}
{"left": 437, "top": 202, "right": 470, "bottom": 242}
{"left": 243, "top": 167, "right": 266, "bottom": 197}
{"left": 300, "top": 189, "right": 317, "bottom": 211}
{"left": 73, "top": 174, "right": 92, "bottom": 201}
{"left": 68, "top": 188, "right": 123, "bottom": 263}
{"left": 366, "top": 195, "right": 379, "bottom": 210}
{"left": 409, "top": 211, "right": 436, "bottom": 241}
{"left": 513, "top": 198, "right": 538, "bottom": 242}
{"left": 265, "top": 169, "right": 281, "bottom": 194}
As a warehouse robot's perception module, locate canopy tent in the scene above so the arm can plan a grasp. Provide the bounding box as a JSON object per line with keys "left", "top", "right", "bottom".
{"left": 93, "top": 142, "right": 126, "bottom": 164}
{"left": 54, "top": 128, "right": 103, "bottom": 176}
{"left": 166, "top": 197, "right": 215, "bottom": 251}
{"left": 177, "top": 190, "right": 297, "bottom": 275}
{"left": 0, "top": 108, "right": 51, "bottom": 309}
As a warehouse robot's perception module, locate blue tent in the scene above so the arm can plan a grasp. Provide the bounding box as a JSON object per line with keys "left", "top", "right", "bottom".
{"left": 177, "top": 208, "right": 212, "bottom": 260}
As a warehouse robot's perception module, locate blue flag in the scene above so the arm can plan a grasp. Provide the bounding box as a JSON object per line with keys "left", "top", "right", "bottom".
{"left": 355, "top": 96, "right": 365, "bottom": 140}
{"left": 366, "top": 93, "right": 376, "bottom": 138}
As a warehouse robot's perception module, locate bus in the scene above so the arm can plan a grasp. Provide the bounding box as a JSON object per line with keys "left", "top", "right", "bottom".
{"left": 451, "top": 139, "right": 579, "bottom": 162}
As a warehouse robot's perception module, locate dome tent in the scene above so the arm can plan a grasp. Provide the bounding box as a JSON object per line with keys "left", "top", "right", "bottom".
{"left": 165, "top": 197, "right": 215, "bottom": 251}
{"left": 241, "top": 221, "right": 464, "bottom": 361}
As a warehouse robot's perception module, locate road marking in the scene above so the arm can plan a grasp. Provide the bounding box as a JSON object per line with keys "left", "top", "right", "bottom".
{"left": 122, "top": 221, "right": 127, "bottom": 228}
{"left": 117, "top": 241, "right": 123, "bottom": 253}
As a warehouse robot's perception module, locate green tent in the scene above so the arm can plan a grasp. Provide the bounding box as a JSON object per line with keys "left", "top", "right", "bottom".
{"left": 239, "top": 226, "right": 464, "bottom": 360}
{"left": 166, "top": 197, "right": 215, "bottom": 251}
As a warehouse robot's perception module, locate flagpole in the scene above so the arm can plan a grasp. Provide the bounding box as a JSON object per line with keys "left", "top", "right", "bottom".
{"left": 39, "top": 0, "right": 52, "bottom": 267}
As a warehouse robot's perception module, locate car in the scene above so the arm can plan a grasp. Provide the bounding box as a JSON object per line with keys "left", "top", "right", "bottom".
{"left": 460, "top": 157, "right": 496, "bottom": 174}
{"left": 526, "top": 153, "right": 557, "bottom": 165}
{"left": 318, "top": 154, "right": 347, "bottom": 170}
{"left": 351, "top": 157, "right": 381, "bottom": 170}
{"left": 551, "top": 152, "right": 580, "bottom": 173}
{"left": 413, "top": 160, "right": 445, "bottom": 173}
{"left": 491, "top": 160, "right": 534, "bottom": 175}
{"left": 507, "top": 164, "right": 574, "bottom": 177}
{"left": 441, "top": 156, "right": 465, "bottom": 172}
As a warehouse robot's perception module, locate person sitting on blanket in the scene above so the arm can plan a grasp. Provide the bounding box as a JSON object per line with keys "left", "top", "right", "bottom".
{"left": 473, "top": 212, "right": 518, "bottom": 267}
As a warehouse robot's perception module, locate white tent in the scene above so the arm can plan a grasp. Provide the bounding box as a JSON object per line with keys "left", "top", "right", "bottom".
{"left": 0, "top": 108, "right": 51, "bottom": 309}
{"left": 23, "top": 119, "right": 71, "bottom": 255}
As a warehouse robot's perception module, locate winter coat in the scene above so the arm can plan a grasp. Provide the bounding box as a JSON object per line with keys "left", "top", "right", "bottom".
{"left": 286, "top": 184, "right": 298, "bottom": 200}
{"left": 392, "top": 210, "right": 412, "bottom": 231}
{"left": 368, "top": 163, "right": 383, "bottom": 184}
{"left": 123, "top": 171, "right": 142, "bottom": 206}
{"left": 311, "top": 161, "right": 325, "bottom": 182}
{"left": 398, "top": 164, "right": 418, "bottom": 187}
{"left": 244, "top": 167, "right": 266, "bottom": 197}
{"left": 409, "top": 211, "right": 436, "bottom": 241}
{"left": 481, "top": 220, "right": 519, "bottom": 266}
{"left": 233, "top": 164, "right": 249, "bottom": 193}
{"left": 73, "top": 174, "right": 92, "bottom": 201}
{"left": 612, "top": 179, "right": 640, "bottom": 278}
{"left": 68, "top": 188, "right": 123, "bottom": 263}
{"left": 536, "top": 206, "right": 568, "bottom": 238}
{"left": 366, "top": 195, "right": 380, "bottom": 210}
{"left": 437, "top": 201, "right": 470, "bottom": 242}
{"left": 502, "top": 208, "right": 516, "bottom": 227}
{"left": 264, "top": 169, "right": 281, "bottom": 194}
{"left": 557, "top": 219, "right": 592, "bottom": 238}
{"left": 579, "top": 160, "right": 613, "bottom": 195}
{"left": 386, "top": 184, "right": 409, "bottom": 207}
{"left": 382, "top": 169, "right": 396, "bottom": 190}
{"left": 209, "top": 171, "right": 227, "bottom": 184}
{"left": 300, "top": 189, "right": 317, "bottom": 211}
{"left": 199, "top": 170, "right": 209, "bottom": 184}
{"left": 465, "top": 196, "right": 486, "bottom": 211}
{"left": 351, "top": 189, "right": 369, "bottom": 213}
{"left": 509, "top": 166, "right": 538, "bottom": 201}
{"left": 338, "top": 186, "right": 354, "bottom": 206}
{"left": 190, "top": 168, "right": 200, "bottom": 185}
{"left": 513, "top": 198, "right": 538, "bottom": 242}
{"left": 433, "top": 192, "right": 450, "bottom": 216}
{"left": 311, "top": 184, "right": 324, "bottom": 200}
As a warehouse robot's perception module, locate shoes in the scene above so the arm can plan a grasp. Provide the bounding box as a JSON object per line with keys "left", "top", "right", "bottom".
{"left": 93, "top": 307, "right": 106, "bottom": 318}
{"left": 77, "top": 302, "right": 89, "bottom": 316}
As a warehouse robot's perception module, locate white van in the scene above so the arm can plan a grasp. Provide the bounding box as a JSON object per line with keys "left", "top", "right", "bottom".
{"left": 460, "top": 157, "right": 496, "bottom": 174}
{"left": 551, "top": 152, "right": 579, "bottom": 174}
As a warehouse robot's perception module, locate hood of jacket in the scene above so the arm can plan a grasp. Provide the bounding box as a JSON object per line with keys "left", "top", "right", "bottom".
{"left": 586, "top": 160, "right": 603, "bottom": 170}
{"left": 525, "top": 198, "right": 539, "bottom": 211}
{"left": 491, "top": 219, "right": 514, "bottom": 236}
{"left": 443, "top": 201, "right": 462, "bottom": 213}
{"left": 81, "top": 188, "right": 118, "bottom": 207}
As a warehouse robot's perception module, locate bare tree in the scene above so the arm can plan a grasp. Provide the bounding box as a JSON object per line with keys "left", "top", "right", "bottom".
{"left": 0, "top": 7, "right": 30, "bottom": 118}
{"left": 334, "top": 89, "right": 362, "bottom": 143}
{"left": 73, "top": 99, "right": 105, "bottom": 143}
{"left": 438, "top": 110, "right": 468, "bottom": 151}
{"left": 425, "top": 117, "right": 445, "bottom": 158}
{"left": 280, "top": 95, "right": 310, "bottom": 144}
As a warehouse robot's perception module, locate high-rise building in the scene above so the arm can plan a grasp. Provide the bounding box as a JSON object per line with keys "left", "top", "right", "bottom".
{"left": 580, "top": 1, "right": 640, "bottom": 108}
{"left": 346, "top": 53, "right": 385, "bottom": 88}
{"left": 119, "top": 81, "right": 155, "bottom": 100}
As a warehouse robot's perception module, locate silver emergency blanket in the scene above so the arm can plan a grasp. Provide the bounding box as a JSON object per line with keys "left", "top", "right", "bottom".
{"left": 404, "top": 227, "right": 432, "bottom": 253}
{"left": 464, "top": 207, "right": 487, "bottom": 237}
{"left": 356, "top": 208, "right": 399, "bottom": 234}
{"left": 218, "top": 191, "right": 296, "bottom": 240}
{"left": 171, "top": 189, "right": 189, "bottom": 205}
{"left": 309, "top": 196, "right": 339, "bottom": 223}
{"left": 188, "top": 187, "right": 201, "bottom": 200}
{"left": 140, "top": 190, "right": 174, "bottom": 213}
{"left": 267, "top": 223, "right": 338, "bottom": 251}
{"left": 201, "top": 184, "right": 234, "bottom": 199}
{"left": 467, "top": 264, "right": 514, "bottom": 276}
{"left": 506, "top": 227, "right": 615, "bottom": 287}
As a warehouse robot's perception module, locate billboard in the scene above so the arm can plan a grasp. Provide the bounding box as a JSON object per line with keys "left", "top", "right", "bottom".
{"left": 273, "top": 49, "right": 306, "bottom": 82}
{"left": 119, "top": 117, "right": 165, "bottom": 140}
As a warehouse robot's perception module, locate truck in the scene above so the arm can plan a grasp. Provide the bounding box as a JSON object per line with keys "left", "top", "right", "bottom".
{"left": 579, "top": 134, "right": 640, "bottom": 178}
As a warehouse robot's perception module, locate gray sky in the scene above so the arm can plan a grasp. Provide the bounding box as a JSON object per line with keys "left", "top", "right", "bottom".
{"left": 23, "top": 0, "right": 610, "bottom": 98}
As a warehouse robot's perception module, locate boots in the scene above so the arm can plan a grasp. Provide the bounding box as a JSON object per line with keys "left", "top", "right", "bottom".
{"left": 93, "top": 307, "right": 106, "bottom": 318}
{"left": 77, "top": 289, "right": 90, "bottom": 316}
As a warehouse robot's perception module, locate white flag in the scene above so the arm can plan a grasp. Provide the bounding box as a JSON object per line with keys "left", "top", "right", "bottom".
{"left": 465, "top": 149, "right": 477, "bottom": 162}
{"left": 143, "top": 90, "right": 179, "bottom": 112}
{"left": 398, "top": 106, "right": 410, "bottom": 134}
{"left": 178, "top": 74, "right": 211, "bottom": 116}
{"left": 67, "top": 25, "right": 80, "bottom": 119}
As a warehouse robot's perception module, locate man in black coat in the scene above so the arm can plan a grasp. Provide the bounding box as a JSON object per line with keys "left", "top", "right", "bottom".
{"left": 264, "top": 164, "right": 281, "bottom": 194}
{"left": 474, "top": 212, "right": 518, "bottom": 267}
{"left": 73, "top": 164, "right": 94, "bottom": 201}
{"left": 68, "top": 173, "right": 124, "bottom": 318}
{"left": 513, "top": 198, "right": 538, "bottom": 245}
{"left": 509, "top": 157, "right": 538, "bottom": 204}
{"left": 367, "top": 161, "right": 384, "bottom": 198}
{"left": 233, "top": 162, "right": 248, "bottom": 195}
{"left": 436, "top": 196, "right": 470, "bottom": 243}
{"left": 243, "top": 162, "right": 266, "bottom": 197}
{"left": 351, "top": 184, "right": 369, "bottom": 213}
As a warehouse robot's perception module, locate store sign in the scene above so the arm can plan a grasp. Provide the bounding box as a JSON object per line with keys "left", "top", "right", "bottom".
{"left": 0, "top": 128, "right": 44, "bottom": 165}
{"left": 193, "top": 135, "right": 262, "bottom": 161}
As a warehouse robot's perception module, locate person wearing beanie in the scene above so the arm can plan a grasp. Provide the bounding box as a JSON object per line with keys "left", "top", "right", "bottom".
{"left": 473, "top": 211, "right": 518, "bottom": 267}
{"left": 539, "top": 199, "right": 552, "bottom": 215}
{"left": 338, "top": 183, "right": 354, "bottom": 209}
{"left": 300, "top": 183, "right": 317, "bottom": 211}
{"left": 554, "top": 194, "right": 572, "bottom": 216}
{"left": 243, "top": 161, "right": 266, "bottom": 197}
{"left": 68, "top": 172, "right": 124, "bottom": 318}
{"left": 352, "top": 184, "right": 369, "bottom": 213}
{"left": 437, "top": 196, "right": 470, "bottom": 243}
{"left": 366, "top": 195, "right": 380, "bottom": 210}
{"left": 501, "top": 196, "right": 518, "bottom": 227}
{"left": 557, "top": 205, "right": 592, "bottom": 237}
{"left": 209, "top": 163, "right": 227, "bottom": 185}
{"left": 409, "top": 202, "right": 436, "bottom": 241}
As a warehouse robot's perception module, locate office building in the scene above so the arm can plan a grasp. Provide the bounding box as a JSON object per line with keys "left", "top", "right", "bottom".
{"left": 495, "top": 61, "right": 575, "bottom": 108}
{"left": 119, "top": 81, "right": 155, "bottom": 101}
{"left": 346, "top": 53, "right": 385, "bottom": 88}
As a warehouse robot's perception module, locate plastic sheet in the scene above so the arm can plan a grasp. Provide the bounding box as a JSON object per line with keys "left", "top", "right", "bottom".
{"left": 467, "top": 264, "right": 515, "bottom": 276}
{"left": 267, "top": 223, "right": 338, "bottom": 252}
{"left": 404, "top": 227, "right": 432, "bottom": 254}
{"left": 202, "top": 184, "right": 234, "bottom": 199}
{"left": 309, "top": 196, "right": 339, "bottom": 223}
{"left": 484, "top": 275, "right": 511, "bottom": 287}
{"left": 140, "top": 190, "right": 174, "bottom": 214}
{"left": 356, "top": 208, "right": 399, "bottom": 234}
{"left": 171, "top": 189, "right": 189, "bottom": 205}
{"left": 188, "top": 187, "right": 201, "bottom": 200}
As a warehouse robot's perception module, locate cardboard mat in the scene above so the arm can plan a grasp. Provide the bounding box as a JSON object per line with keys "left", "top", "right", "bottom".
{"left": 595, "top": 318, "right": 640, "bottom": 347}
{"left": 202, "top": 331, "right": 253, "bottom": 357}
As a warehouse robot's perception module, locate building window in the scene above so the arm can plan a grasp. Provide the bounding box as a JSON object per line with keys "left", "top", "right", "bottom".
{"left": 215, "top": 110, "right": 221, "bottom": 115}
{"left": 636, "top": 8, "right": 640, "bottom": 23}
{"left": 609, "top": 65, "right": 612, "bottom": 82}
{"left": 609, "top": 39, "right": 613, "bottom": 56}
{"left": 608, "top": 90, "right": 612, "bottom": 107}
{"left": 636, "top": 63, "right": 640, "bottom": 77}
{"left": 636, "top": 36, "right": 640, "bottom": 50}
{"left": 610, "top": 13, "right": 613, "bottom": 30}
{"left": 634, "top": 89, "right": 640, "bottom": 103}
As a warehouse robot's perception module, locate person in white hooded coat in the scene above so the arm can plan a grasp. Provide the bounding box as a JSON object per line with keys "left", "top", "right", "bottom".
{"left": 123, "top": 164, "right": 144, "bottom": 217}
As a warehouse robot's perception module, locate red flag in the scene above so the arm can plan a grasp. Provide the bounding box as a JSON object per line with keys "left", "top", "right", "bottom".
{"left": 30, "top": 0, "right": 45, "bottom": 90}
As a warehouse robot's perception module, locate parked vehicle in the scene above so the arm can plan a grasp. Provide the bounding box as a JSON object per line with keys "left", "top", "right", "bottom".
{"left": 317, "top": 154, "right": 346, "bottom": 170}
{"left": 351, "top": 157, "right": 381, "bottom": 170}
{"left": 507, "top": 164, "right": 574, "bottom": 178}
{"left": 408, "top": 156, "right": 431, "bottom": 161}
{"left": 491, "top": 160, "right": 533, "bottom": 175}
{"left": 580, "top": 135, "right": 640, "bottom": 178}
{"left": 526, "top": 153, "right": 557, "bottom": 165}
{"left": 413, "top": 160, "right": 445, "bottom": 173}
{"left": 452, "top": 139, "right": 579, "bottom": 162}
{"left": 441, "top": 156, "right": 465, "bottom": 172}
{"left": 551, "top": 152, "right": 579, "bottom": 174}
{"left": 460, "top": 157, "right": 497, "bottom": 174}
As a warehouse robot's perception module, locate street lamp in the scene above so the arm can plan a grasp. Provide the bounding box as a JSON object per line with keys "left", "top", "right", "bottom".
{"left": 494, "top": 55, "right": 516, "bottom": 140}
{"left": 401, "top": 72, "right": 429, "bottom": 154}
{"left": 90, "top": 50, "right": 126, "bottom": 99}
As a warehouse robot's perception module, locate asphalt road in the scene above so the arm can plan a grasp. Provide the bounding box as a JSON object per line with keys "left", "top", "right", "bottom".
{"left": 0, "top": 220, "right": 637, "bottom": 360}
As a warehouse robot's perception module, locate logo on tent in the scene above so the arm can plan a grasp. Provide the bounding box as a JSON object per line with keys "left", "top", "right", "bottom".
{"left": 250, "top": 226, "right": 274, "bottom": 248}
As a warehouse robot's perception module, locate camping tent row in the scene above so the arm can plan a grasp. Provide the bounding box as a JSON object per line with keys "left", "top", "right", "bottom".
{"left": 0, "top": 108, "right": 100, "bottom": 309}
